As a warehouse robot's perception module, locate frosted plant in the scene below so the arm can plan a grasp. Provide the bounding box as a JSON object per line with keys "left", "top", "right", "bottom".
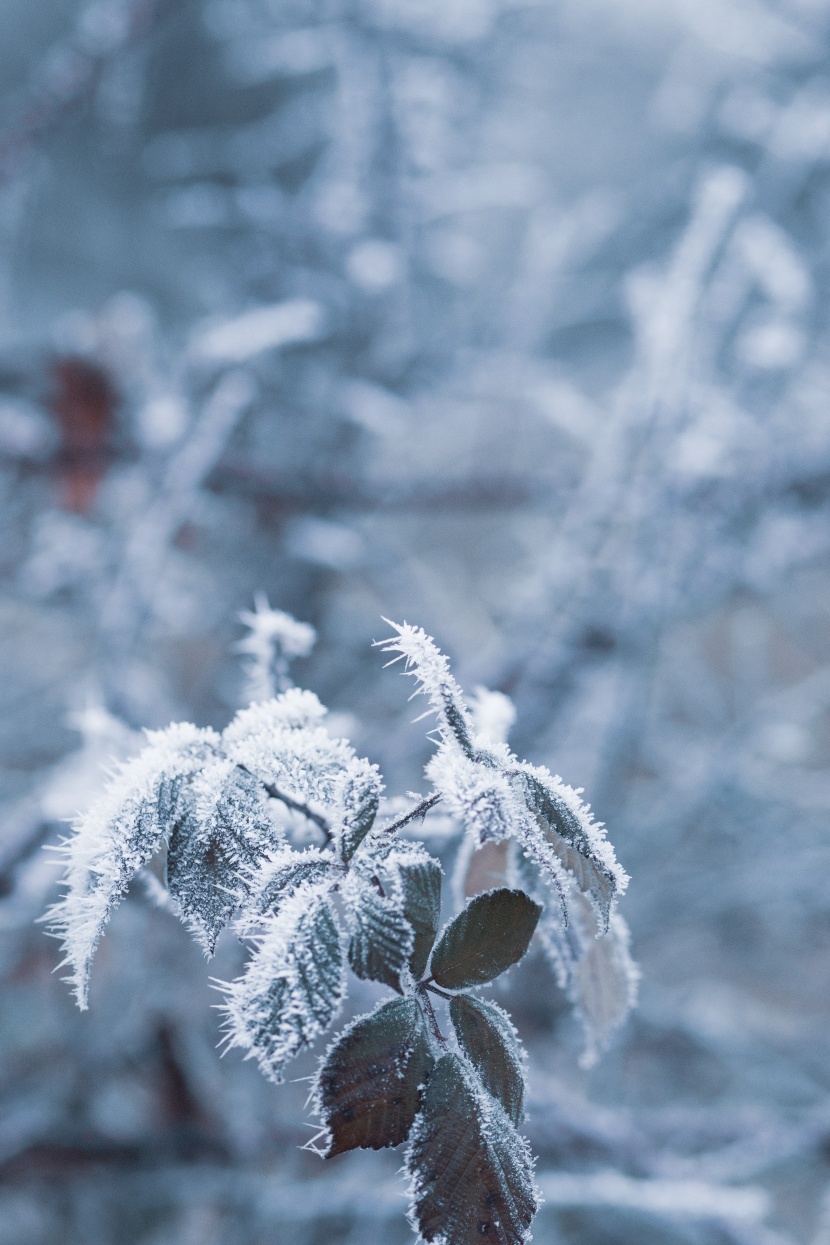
{"left": 234, "top": 592, "right": 316, "bottom": 700}
{"left": 48, "top": 616, "right": 634, "bottom": 1245}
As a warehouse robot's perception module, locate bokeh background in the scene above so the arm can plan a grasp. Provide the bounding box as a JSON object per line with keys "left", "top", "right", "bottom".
{"left": 2, "top": 0, "right": 830, "bottom": 1241}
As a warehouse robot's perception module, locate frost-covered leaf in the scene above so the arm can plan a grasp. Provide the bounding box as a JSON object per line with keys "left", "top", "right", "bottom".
{"left": 245, "top": 846, "right": 336, "bottom": 923}
{"left": 347, "top": 879, "right": 413, "bottom": 992}
{"left": 539, "top": 892, "right": 639, "bottom": 1067}
{"left": 221, "top": 882, "right": 345, "bottom": 1082}
{"left": 429, "top": 888, "right": 541, "bottom": 990}
{"left": 427, "top": 749, "right": 517, "bottom": 844}
{"left": 449, "top": 994, "right": 526, "bottom": 1126}
{"left": 518, "top": 768, "right": 626, "bottom": 931}
{"left": 400, "top": 855, "right": 442, "bottom": 980}
{"left": 315, "top": 996, "right": 434, "bottom": 1156}
{"left": 405, "top": 1053, "right": 538, "bottom": 1245}
{"left": 223, "top": 691, "right": 355, "bottom": 814}
{"left": 48, "top": 722, "right": 220, "bottom": 1007}
{"left": 377, "top": 622, "right": 475, "bottom": 758}
{"left": 167, "top": 761, "right": 279, "bottom": 952}
{"left": 333, "top": 758, "right": 382, "bottom": 863}
{"left": 378, "top": 626, "right": 628, "bottom": 938}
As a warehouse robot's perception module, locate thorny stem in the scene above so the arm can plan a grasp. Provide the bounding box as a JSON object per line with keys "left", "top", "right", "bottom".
{"left": 261, "top": 781, "right": 332, "bottom": 841}
{"left": 417, "top": 983, "right": 447, "bottom": 1048}
{"left": 378, "top": 793, "right": 442, "bottom": 836}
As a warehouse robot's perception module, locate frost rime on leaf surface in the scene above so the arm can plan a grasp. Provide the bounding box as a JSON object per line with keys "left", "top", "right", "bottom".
{"left": 331, "top": 758, "right": 382, "bottom": 862}
{"left": 167, "top": 760, "right": 279, "bottom": 952}
{"left": 345, "top": 876, "right": 414, "bottom": 992}
{"left": 246, "top": 847, "right": 335, "bottom": 922}
{"left": 427, "top": 750, "right": 517, "bottom": 845}
{"left": 517, "top": 766, "right": 625, "bottom": 930}
{"left": 377, "top": 621, "right": 476, "bottom": 757}
{"left": 223, "top": 690, "right": 354, "bottom": 810}
{"left": 221, "top": 882, "right": 345, "bottom": 1083}
{"left": 380, "top": 622, "right": 628, "bottom": 931}
{"left": 48, "top": 722, "right": 220, "bottom": 1007}
{"left": 405, "top": 1053, "right": 539, "bottom": 1245}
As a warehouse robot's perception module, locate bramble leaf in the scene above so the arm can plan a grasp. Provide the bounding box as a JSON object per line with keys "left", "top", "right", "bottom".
{"left": 405, "top": 1053, "right": 538, "bottom": 1245}
{"left": 315, "top": 996, "right": 434, "bottom": 1156}
{"left": 449, "top": 994, "right": 526, "bottom": 1125}
{"left": 247, "top": 847, "right": 336, "bottom": 922}
{"left": 47, "top": 722, "right": 220, "bottom": 1007}
{"left": 347, "top": 881, "right": 413, "bottom": 992}
{"left": 222, "top": 691, "right": 355, "bottom": 812}
{"left": 400, "top": 856, "right": 442, "bottom": 980}
{"left": 334, "top": 759, "right": 382, "bottom": 862}
{"left": 518, "top": 769, "right": 624, "bottom": 930}
{"left": 377, "top": 622, "right": 475, "bottom": 758}
{"left": 429, "top": 888, "right": 541, "bottom": 990}
{"left": 220, "top": 882, "right": 345, "bottom": 1082}
{"left": 167, "top": 761, "right": 278, "bottom": 952}
{"left": 539, "top": 892, "right": 639, "bottom": 1067}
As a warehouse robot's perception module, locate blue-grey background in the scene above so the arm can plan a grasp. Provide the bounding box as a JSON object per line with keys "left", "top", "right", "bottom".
{"left": 1, "top": 0, "right": 830, "bottom": 1241}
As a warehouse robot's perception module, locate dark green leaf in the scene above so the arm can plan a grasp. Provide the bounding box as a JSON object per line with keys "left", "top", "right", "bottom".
{"left": 348, "top": 883, "right": 413, "bottom": 992}
{"left": 317, "top": 996, "right": 434, "bottom": 1156}
{"left": 406, "top": 1053, "right": 538, "bottom": 1245}
{"left": 450, "top": 995, "right": 525, "bottom": 1125}
{"left": 429, "top": 889, "right": 541, "bottom": 989}
{"left": 401, "top": 857, "right": 442, "bottom": 980}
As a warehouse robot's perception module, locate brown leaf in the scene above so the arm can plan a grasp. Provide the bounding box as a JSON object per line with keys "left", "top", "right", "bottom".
{"left": 317, "top": 996, "right": 434, "bottom": 1156}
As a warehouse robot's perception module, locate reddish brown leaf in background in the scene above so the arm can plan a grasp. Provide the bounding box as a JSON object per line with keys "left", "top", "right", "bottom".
{"left": 49, "top": 356, "right": 118, "bottom": 513}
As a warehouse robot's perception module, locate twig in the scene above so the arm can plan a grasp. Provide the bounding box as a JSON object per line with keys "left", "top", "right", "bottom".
{"left": 424, "top": 982, "right": 454, "bottom": 1000}
{"left": 262, "top": 783, "right": 332, "bottom": 841}
{"left": 417, "top": 984, "right": 447, "bottom": 1048}
{"left": 378, "top": 793, "right": 441, "bottom": 836}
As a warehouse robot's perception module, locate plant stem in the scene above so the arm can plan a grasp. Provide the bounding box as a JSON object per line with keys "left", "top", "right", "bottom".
{"left": 424, "top": 982, "right": 454, "bottom": 1000}
{"left": 417, "top": 983, "right": 447, "bottom": 1047}
{"left": 261, "top": 781, "right": 332, "bottom": 841}
{"left": 379, "top": 793, "right": 442, "bottom": 836}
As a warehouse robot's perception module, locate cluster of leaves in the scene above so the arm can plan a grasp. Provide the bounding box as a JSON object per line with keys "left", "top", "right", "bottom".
{"left": 48, "top": 619, "right": 634, "bottom": 1245}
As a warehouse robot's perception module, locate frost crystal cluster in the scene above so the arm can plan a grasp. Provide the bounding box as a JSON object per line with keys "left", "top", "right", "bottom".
{"left": 50, "top": 616, "right": 635, "bottom": 1245}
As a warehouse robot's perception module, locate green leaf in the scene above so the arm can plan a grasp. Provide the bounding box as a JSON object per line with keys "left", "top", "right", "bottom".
{"left": 429, "top": 888, "right": 541, "bottom": 989}
{"left": 405, "top": 1053, "right": 538, "bottom": 1245}
{"left": 316, "top": 996, "right": 434, "bottom": 1156}
{"left": 400, "top": 857, "right": 442, "bottom": 980}
{"left": 449, "top": 995, "right": 525, "bottom": 1125}
{"left": 348, "top": 882, "right": 413, "bottom": 992}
